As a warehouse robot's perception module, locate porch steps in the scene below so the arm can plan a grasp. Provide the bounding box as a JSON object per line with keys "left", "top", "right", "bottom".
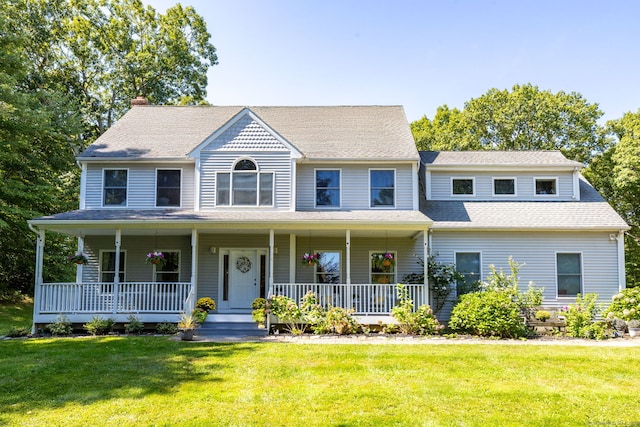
{"left": 197, "top": 316, "right": 268, "bottom": 339}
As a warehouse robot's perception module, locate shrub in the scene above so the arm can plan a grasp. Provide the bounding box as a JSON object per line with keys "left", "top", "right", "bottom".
{"left": 47, "top": 315, "right": 73, "bottom": 336}
{"left": 269, "top": 295, "right": 303, "bottom": 333}
{"left": 561, "top": 293, "right": 603, "bottom": 339}
{"left": 83, "top": 316, "right": 115, "bottom": 336}
{"left": 449, "top": 290, "right": 529, "bottom": 338}
{"left": 391, "top": 284, "right": 442, "bottom": 335}
{"left": 156, "top": 321, "right": 178, "bottom": 335}
{"left": 251, "top": 298, "right": 267, "bottom": 324}
{"left": 191, "top": 308, "right": 208, "bottom": 323}
{"left": 316, "top": 307, "right": 359, "bottom": 335}
{"left": 6, "top": 326, "right": 30, "bottom": 337}
{"left": 124, "top": 315, "right": 145, "bottom": 334}
{"left": 604, "top": 287, "right": 640, "bottom": 321}
{"left": 196, "top": 297, "right": 216, "bottom": 312}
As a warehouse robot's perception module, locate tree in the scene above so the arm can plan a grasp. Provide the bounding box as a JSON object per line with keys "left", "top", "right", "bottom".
{"left": 584, "top": 110, "right": 640, "bottom": 287}
{"left": 412, "top": 84, "right": 605, "bottom": 163}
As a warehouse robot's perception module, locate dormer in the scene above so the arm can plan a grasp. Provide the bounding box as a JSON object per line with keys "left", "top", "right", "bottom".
{"left": 420, "top": 151, "right": 583, "bottom": 202}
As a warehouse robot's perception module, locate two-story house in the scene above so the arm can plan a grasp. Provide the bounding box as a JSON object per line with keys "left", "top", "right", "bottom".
{"left": 28, "top": 101, "right": 629, "bottom": 328}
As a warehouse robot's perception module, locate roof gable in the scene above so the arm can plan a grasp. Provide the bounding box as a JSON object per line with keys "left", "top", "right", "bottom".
{"left": 189, "top": 108, "right": 303, "bottom": 158}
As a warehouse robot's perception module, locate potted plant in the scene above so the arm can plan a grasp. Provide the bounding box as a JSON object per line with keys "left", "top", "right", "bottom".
{"left": 68, "top": 252, "right": 88, "bottom": 265}
{"left": 251, "top": 298, "right": 268, "bottom": 328}
{"left": 145, "top": 251, "right": 166, "bottom": 267}
{"left": 301, "top": 253, "right": 320, "bottom": 267}
{"left": 535, "top": 310, "right": 551, "bottom": 322}
{"left": 627, "top": 319, "right": 640, "bottom": 337}
{"left": 177, "top": 312, "right": 199, "bottom": 341}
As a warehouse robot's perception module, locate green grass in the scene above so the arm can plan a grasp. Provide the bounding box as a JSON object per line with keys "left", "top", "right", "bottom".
{"left": 0, "top": 298, "right": 33, "bottom": 335}
{"left": 1, "top": 338, "right": 639, "bottom": 426}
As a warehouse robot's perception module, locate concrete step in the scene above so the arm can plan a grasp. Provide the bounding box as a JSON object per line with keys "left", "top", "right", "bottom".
{"left": 197, "top": 321, "right": 268, "bottom": 337}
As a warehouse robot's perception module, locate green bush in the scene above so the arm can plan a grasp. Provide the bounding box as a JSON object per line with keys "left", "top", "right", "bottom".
{"left": 47, "top": 315, "right": 73, "bottom": 336}
{"left": 6, "top": 326, "right": 30, "bottom": 337}
{"left": 315, "top": 306, "right": 359, "bottom": 335}
{"left": 196, "top": 297, "right": 216, "bottom": 312}
{"left": 83, "top": 316, "right": 115, "bottom": 336}
{"left": 449, "top": 290, "right": 529, "bottom": 338}
{"left": 191, "top": 308, "right": 208, "bottom": 323}
{"left": 391, "top": 284, "right": 442, "bottom": 335}
{"left": 251, "top": 298, "right": 267, "bottom": 324}
{"left": 124, "top": 315, "right": 145, "bottom": 334}
{"left": 604, "top": 287, "right": 640, "bottom": 321}
{"left": 156, "top": 321, "right": 178, "bottom": 335}
{"left": 562, "top": 293, "right": 604, "bottom": 339}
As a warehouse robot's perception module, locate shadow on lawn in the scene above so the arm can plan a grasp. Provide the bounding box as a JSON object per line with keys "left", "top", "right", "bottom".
{"left": 0, "top": 336, "right": 256, "bottom": 417}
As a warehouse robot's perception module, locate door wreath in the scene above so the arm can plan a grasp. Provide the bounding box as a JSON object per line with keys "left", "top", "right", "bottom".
{"left": 235, "top": 256, "right": 252, "bottom": 273}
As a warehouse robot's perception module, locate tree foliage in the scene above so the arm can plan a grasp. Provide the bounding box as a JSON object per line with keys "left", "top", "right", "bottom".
{"left": 411, "top": 84, "right": 605, "bottom": 163}
{"left": 0, "top": 0, "right": 217, "bottom": 294}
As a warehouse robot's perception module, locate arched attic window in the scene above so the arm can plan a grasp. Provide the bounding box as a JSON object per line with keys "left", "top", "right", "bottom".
{"left": 216, "top": 158, "right": 274, "bottom": 206}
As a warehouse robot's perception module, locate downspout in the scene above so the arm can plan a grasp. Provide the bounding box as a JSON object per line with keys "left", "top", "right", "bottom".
{"left": 423, "top": 230, "right": 429, "bottom": 305}
{"left": 618, "top": 231, "right": 626, "bottom": 291}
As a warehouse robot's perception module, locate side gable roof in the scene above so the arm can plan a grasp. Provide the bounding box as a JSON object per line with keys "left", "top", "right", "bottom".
{"left": 79, "top": 105, "right": 419, "bottom": 162}
{"left": 420, "top": 150, "right": 582, "bottom": 169}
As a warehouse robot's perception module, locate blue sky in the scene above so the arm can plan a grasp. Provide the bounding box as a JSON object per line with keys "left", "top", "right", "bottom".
{"left": 144, "top": 0, "right": 640, "bottom": 123}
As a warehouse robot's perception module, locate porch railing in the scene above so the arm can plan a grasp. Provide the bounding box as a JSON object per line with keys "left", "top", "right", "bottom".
{"left": 272, "top": 283, "right": 428, "bottom": 315}
{"left": 38, "top": 282, "right": 193, "bottom": 314}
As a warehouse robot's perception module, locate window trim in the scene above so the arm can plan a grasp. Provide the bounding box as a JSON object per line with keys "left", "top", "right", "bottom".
{"left": 155, "top": 168, "right": 183, "bottom": 208}
{"left": 369, "top": 250, "right": 397, "bottom": 284}
{"left": 98, "top": 249, "right": 127, "bottom": 282}
{"left": 555, "top": 252, "right": 583, "bottom": 298}
{"left": 451, "top": 177, "right": 475, "bottom": 197}
{"left": 102, "top": 168, "right": 129, "bottom": 207}
{"left": 534, "top": 177, "right": 559, "bottom": 197}
{"left": 153, "top": 249, "right": 181, "bottom": 283}
{"left": 492, "top": 177, "right": 517, "bottom": 197}
{"left": 313, "top": 250, "right": 342, "bottom": 284}
{"left": 314, "top": 168, "right": 342, "bottom": 209}
{"left": 369, "top": 168, "right": 396, "bottom": 209}
{"left": 454, "top": 251, "right": 482, "bottom": 296}
{"left": 215, "top": 158, "right": 275, "bottom": 208}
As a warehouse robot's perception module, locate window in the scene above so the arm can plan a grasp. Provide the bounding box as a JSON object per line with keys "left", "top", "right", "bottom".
{"left": 316, "top": 169, "right": 340, "bottom": 207}
{"left": 315, "top": 251, "right": 341, "bottom": 284}
{"left": 216, "top": 159, "right": 273, "bottom": 207}
{"left": 452, "top": 178, "right": 474, "bottom": 195}
{"left": 370, "top": 169, "right": 395, "bottom": 207}
{"left": 455, "top": 252, "right": 481, "bottom": 295}
{"left": 156, "top": 169, "right": 181, "bottom": 207}
{"left": 535, "top": 178, "right": 557, "bottom": 195}
{"left": 103, "top": 169, "right": 128, "bottom": 206}
{"left": 370, "top": 251, "right": 396, "bottom": 285}
{"left": 100, "top": 251, "right": 126, "bottom": 282}
{"left": 557, "top": 253, "right": 582, "bottom": 296}
{"left": 493, "top": 178, "right": 516, "bottom": 196}
{"left": 155, "top": 251, "right": 180, "bottom": 282}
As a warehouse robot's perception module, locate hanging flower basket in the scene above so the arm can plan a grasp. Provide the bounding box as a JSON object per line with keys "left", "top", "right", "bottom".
{"left": 301, "top": 253, "right": 321, "bottom": 266}
{"left": 146, "top": 251, "right": 166, "bottom": 267}
{"left": 372, "top": 253, "right": 395, "bottom": 270}
{"left": 68, "top": 252, "right": 88, "bottom": 265}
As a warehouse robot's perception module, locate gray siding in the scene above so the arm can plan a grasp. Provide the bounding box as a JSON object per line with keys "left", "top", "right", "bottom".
{"left": 199, "top": 152, "right": 292, "bottom": 210}
{"left": 429, "top": 230, "right": 621, "bottom": 318}
{"left": 429, "top": 170, "right": 575, "bottom": 201}
{"left": 296, "top": 163, "right": 415, "bottom": 210}
{"left": 85, "top": 163, "right": 195, "bottom": 209}
{"left": 82, "top": 235, "right": 192, "bottom": 282}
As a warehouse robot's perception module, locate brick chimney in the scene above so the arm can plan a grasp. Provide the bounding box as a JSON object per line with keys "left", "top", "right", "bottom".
{"left": 131, "top": 96, "right": 148, "bottom": 106}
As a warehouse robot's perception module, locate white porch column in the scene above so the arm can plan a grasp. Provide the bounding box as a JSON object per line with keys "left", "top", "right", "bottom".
{"left": 289, "top": 234, "right": 296, "bottom": 284}
{"left": 268, "top": 229, "right": 275, "bottom": 297}
{"left": 190, "top": 229, "right": 199, "bottom": 312}
{"left": 423, "top": 230, "right": 429, "bottom": 303}
{"left": 76, "top": 236, "right": 85, "bottom": 283}
{"left": 32, "top": 229, "right": 45, "bottom": 332}
{"left": 346, "top": 230, "right": 351, "bottom": 309}
{"left": 113, "top": 229, "right": 121, "bottom": 315}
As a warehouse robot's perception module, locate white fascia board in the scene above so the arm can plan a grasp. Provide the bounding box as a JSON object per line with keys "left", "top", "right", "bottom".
{"left": 77, "top": 157, "right": 194, "bottom": 163}
{"left": 425, "top": 164, "right": 580, "bottom": 173}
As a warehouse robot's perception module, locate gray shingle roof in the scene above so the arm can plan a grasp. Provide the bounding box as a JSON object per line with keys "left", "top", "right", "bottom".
{"left": 422, "top": 178, "right": 629, "bottom": 230}
{"left": 420, "top": 150, "right": 582, "bottom": 167}
{"left": 80, "top": 105, "right": 419, "bottom": 161}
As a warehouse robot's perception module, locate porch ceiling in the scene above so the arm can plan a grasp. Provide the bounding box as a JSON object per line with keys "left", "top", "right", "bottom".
{"left": 29, "top": 209, "right": 432, "bottom": 238}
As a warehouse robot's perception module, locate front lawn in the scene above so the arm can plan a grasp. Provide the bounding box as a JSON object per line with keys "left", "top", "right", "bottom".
{"left": 1, "top": 337, "right": 639, "bottom": 426}
{"left": 0, "top": 298, "right": 33, "bottom": 335}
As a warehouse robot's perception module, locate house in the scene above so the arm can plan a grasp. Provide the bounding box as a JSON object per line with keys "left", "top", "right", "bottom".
{"left": 28, "top": 101, "right": 629, "bottom": 329}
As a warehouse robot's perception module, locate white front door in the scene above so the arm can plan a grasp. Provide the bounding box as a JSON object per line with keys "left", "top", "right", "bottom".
{"left": 229, "top": 249, "right": 259, "bottom": 309}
